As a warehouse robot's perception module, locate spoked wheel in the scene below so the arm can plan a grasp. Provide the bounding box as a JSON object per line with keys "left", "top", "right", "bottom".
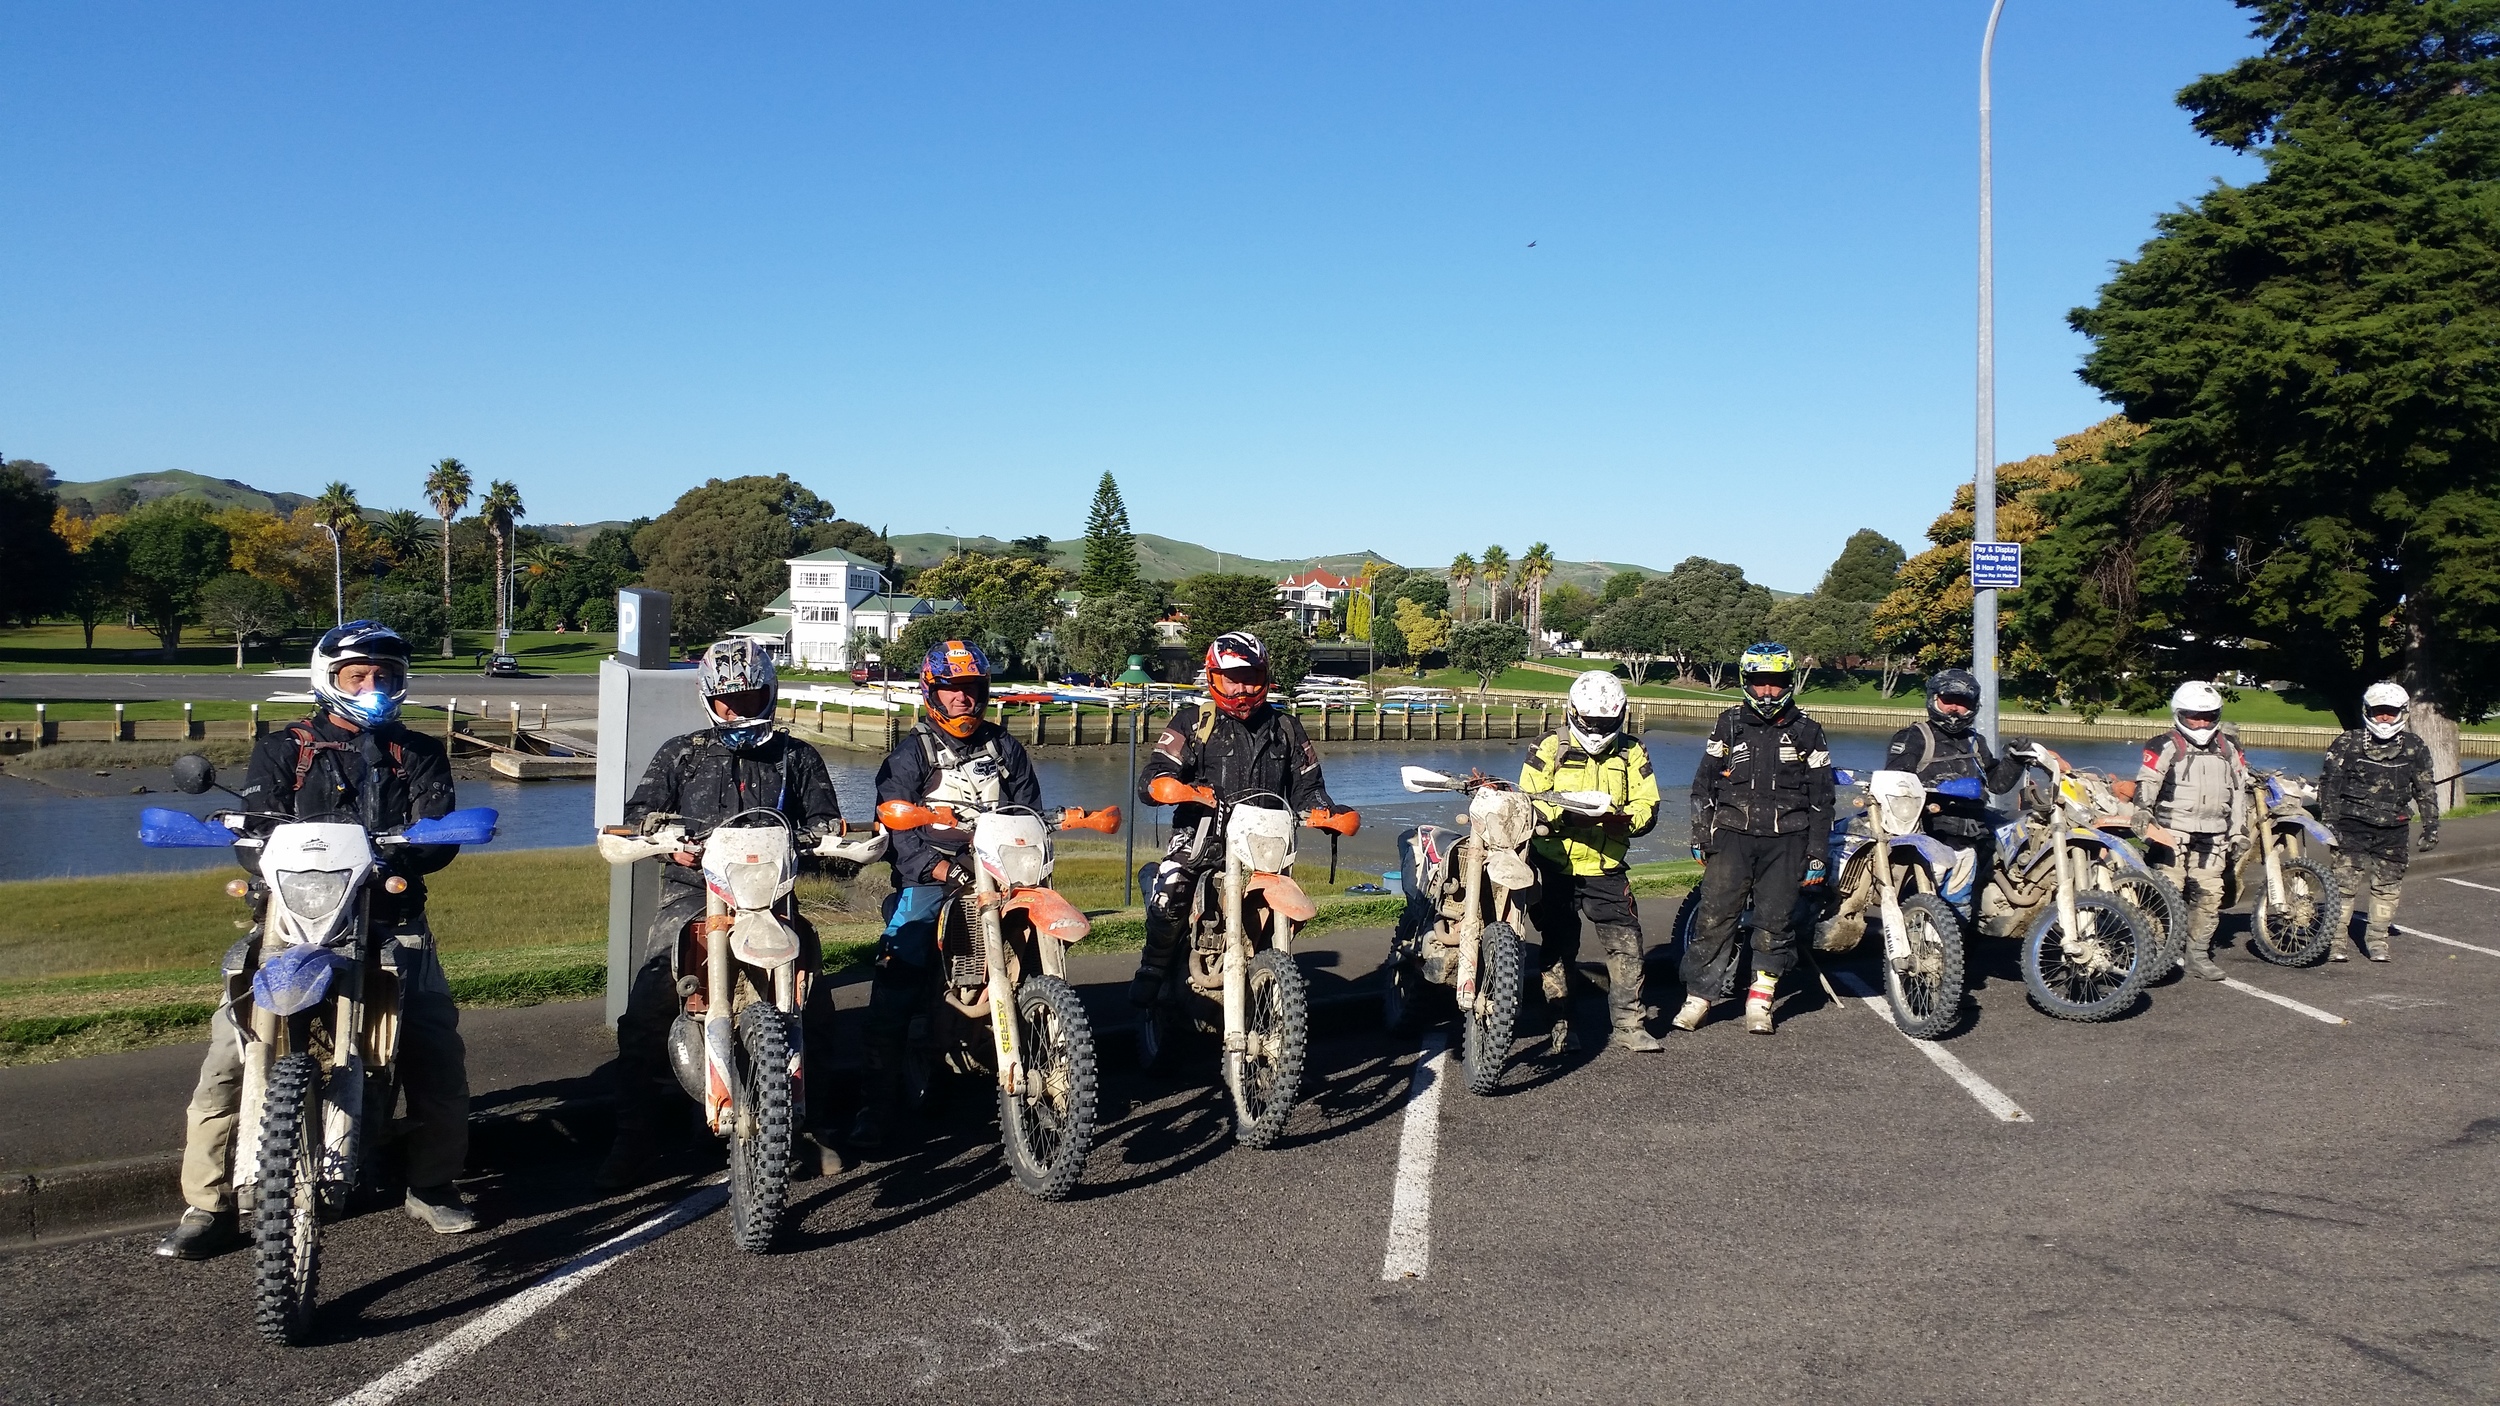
{"left": 2249, "top": 856, "right": 2341, "bottom": 968}
{"left": 728, "top": 1004, "right": 793, "bottom": 1254}
{"left": 1882, "top": 894, "right": 1968, "bottom": 1041}
{"left": 2098, "top": 866, "right": 2188, "bottom": 980}
{"left": 2021, "top": 891, "right": 2154, "bottom": 1022}
{"left": 1233, "top": 948, "right": 1309, "bottom": 1148}
{"left": 999, "top": 975, "right": 1099, "bottom": 1201}
{"left": 1460, "top": 922, "right": 1523, "bottom": 1095}
{"left": 252, "top": 1051, "right": 325, "bottom": 1346}
{"left": 1672, "top": 888, "right": 1753, "bottom": 1002}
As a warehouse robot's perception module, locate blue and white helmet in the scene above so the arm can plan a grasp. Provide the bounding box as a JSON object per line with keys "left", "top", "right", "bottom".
{"left": 698, "top": 638, "right": 779, "bottom": 750}
{"left": 310, "top": 620, "right": 412, "bottom": 727}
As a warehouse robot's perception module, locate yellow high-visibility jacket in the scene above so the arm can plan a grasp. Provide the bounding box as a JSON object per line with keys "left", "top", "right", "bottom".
{"left": 1519, "top": 732, "right": 1660, "bottom": 876}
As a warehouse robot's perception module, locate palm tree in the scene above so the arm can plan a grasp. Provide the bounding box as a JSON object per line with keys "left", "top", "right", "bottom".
{"left": 374, "top": 508, "right": 431, "bottom": 565}
{"left": 482, "top": 480, "right": 525, "bottom": 643}
{"left": 1448, "top": 552, "right": 1476, "bottom": 624}
{"left": 423, "top": 459, "right": 472, "bottom": 656}
{"left": 519, "top": 542, "right": 573, "bottom": 579}
{"left": 1517, "top": 542, "right": 1554, "bottom": 655}
{"left": 313, "top": 481, "right": 362, "bottom": 534}
{"left": 1479, "top": 545, "right": 1510, "bottom": 623}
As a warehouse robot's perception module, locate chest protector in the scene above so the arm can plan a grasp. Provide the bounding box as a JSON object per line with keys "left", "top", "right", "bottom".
{"left": 917, "top": 725, "right": 1009, "bottom": 810}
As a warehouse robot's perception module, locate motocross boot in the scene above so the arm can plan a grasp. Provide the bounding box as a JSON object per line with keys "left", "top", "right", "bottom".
{"left": 2183, "top": 934, "right": 2226, "bottom": 981}
{"left": 154, "top": 1207, "right": 240, "bottom": 1260}
{"left": 2365, "top": 935, "right": 2391, "bottom": 963}
{"left": 1130, "top": 915, "right": 1183, "bottom": 1007}
{"left": 1600, "top": 931, "right": 1663, "bottom": 1053}
{"left": 1743, "top": 971, "right": 1777, "bottom": 1034}
{"left": 1671, "top": 994, "right": 1713, "bottom": 1031}
{"left": 405, "top": 1184, "right": 480, "bottom": 1235}
{"left": 594, "top": 1120, "right": 662, "bottom": 1191}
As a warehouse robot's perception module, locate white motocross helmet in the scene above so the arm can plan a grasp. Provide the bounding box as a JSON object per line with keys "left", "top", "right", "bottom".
{"left": 2363, "top": 681, "right": 2410, "bottom": 741}
{"left": 310, "top": 620, "right": 412, "bottom": 727}
{"left": 1566, "top": 670, "right": 1629, "bottom": 753}
{"left": 2170, "top": 680, "right": 2226, "bottom": 746}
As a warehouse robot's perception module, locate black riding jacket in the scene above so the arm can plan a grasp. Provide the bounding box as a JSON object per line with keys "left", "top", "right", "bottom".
{"left": 1140, "top": 703, "right": 1335, "bottom": 859}
{"left": 1882, "top": 721, "right": 2023, "bottom": 842}
{"left": 625, "top": 729, "right": 844, "bottom": 887}
{"left": 873, "top": 719, "right": 1044, "bottom": 886}
{"left": 234, "top": 711, "right": 458, "bottom": 923}
{"left": 1690, "top": 702, "right": 1836, "bottom": 859}
{"left": 2319, "top": 729, "right": 2437, "bottom": 833}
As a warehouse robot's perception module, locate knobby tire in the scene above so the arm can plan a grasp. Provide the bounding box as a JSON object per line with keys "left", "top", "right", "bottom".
{"left": 999, "top": 975, "right": 1099, "bottom": 1201}
{"left": 252, "top": 1051, "right": 325, "bottom": 1346}
{"left": 729, "top": 1004, "right": 793, "bottom": 1253}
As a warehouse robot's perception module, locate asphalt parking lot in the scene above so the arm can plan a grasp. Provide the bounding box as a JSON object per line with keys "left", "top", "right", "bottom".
{"left": 7, "top": 871, "right": 2500, "bottom": 1405}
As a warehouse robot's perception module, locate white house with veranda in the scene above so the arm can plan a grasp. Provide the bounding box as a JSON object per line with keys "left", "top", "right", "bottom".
{"left": 724, "top": 547, "right": 951, "bottom": 671}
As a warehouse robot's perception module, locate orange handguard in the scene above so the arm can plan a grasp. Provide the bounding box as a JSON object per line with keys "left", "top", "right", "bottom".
{"left": 1306, "top": 807, "right": 1360, "bottom": 836}
{"left": 876, "top": 799, "right": 959, "bottom": 831}
{"left": 1060, "top": 806, "right": 1122, "bottom": 834}
{"left": 1147, "top": 776, "right": 1216, "bottom": 807}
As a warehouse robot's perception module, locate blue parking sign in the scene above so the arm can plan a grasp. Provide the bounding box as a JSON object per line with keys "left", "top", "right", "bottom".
{"left": 1971, "top": 541, "right": 2022, "bottom": 590}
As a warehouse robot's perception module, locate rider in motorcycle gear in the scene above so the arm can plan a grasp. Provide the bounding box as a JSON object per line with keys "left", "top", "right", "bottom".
{"left": 1129, "top": 633, "right": 1337, "bottom": 1005}
{"left": 2321, "top": 682, "right": 2439, "bottom": 962}
{"left": 2135, "top": 681, "right": 2246, "bottom": 981}
{"left": 1883, "top": 667, "right": 2024, "bottom": 851}
{"left": 698, "top": 637, "right": 780, "bottom": 751}
{"left": 161, "top": 622, "right": 476, "bottom": 1257}
{"left": 854, "top": 640, "right": 1043, "bottom": 1148}
{"left": 1522, "top": 671, "right": 1663, "bottom": 1053}
{"left": 1682, "top": 643, "right": 1834, "bottom": 1036}
{"left": 599, "top": 640, "right": 847, "bottom": 1190}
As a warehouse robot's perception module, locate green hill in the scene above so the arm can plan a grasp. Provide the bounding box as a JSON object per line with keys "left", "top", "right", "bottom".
{"left": 52, "top": 470, "right": 311, "bottom": 517}
{"left": 887, "top": 532, "right": 1390, "bottom": 582}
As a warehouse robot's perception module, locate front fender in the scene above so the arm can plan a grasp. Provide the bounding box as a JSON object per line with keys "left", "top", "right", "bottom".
{"left": 2280, "top": 816, "right": 2337, "bottom": 849}
{"left": 1246, "top": 873, "right": 1317, "bottom": 925}
{"left": 1003, "top": 886, "right": 1091, "bottom": 943}
{"left": 2065, "top": 828, "right": 2150, "bottom": 875}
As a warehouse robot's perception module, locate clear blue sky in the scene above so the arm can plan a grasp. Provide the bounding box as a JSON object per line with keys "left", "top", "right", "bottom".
{"left": 2, "top": 2, "right": 2263, "bottom": 591}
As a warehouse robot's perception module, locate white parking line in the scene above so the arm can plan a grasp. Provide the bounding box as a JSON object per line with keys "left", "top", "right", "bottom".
{"left": 2395, "top": 923, "right": 2500, "bottom": 958}
{"left": 331, "top": 1178, "right": 727, "bottom": 1406}
{"left": 2217, "top": 976, "right": 2349, "bottom": 1026}
{"left": 2438, "top": 876, "right": 2500, "bottom": 896}
{"left": 1830, "top": 971, "right": 2031, "bottom": 1123}
{"left": 1378, "top": 1032, "right": 1450, "bottom": 1281}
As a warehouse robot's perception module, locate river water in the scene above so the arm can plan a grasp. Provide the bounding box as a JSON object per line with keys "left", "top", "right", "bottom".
{"left": 3, "top": 723, "right": 2364, "bottom": 884}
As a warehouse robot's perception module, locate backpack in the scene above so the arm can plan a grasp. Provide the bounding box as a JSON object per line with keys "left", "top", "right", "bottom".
{"left": 285, "top": 721, "right": 407, "bottom": 798}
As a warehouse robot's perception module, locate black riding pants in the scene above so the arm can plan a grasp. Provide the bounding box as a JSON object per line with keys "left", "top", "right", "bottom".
{"left": 1683, "top": 829, "right": 1810, "bottom": 992}
{"left": 1525, "top": 864, "right": 1641, "bottom": 974}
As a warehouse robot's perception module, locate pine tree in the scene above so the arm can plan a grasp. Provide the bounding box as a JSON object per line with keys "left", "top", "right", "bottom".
{"left": 1079, "top": 472, "right": 1139, "bottom": 597}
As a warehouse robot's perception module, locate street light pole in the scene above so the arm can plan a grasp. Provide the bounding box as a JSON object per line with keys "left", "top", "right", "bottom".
{"left": 1974, "top": 0, "right": 2007, "bottom": 749}
{"left": 318, "top": 524, "right": 344, "bottom": 628}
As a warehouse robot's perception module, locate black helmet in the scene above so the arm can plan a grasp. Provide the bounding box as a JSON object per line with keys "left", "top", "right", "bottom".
{"left": 1926, "top": 667, "right": 1980, "bottom": 737}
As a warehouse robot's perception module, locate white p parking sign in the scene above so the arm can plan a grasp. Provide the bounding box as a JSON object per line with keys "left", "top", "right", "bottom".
{"left": 1971, "top": 541, "right": 2022, "bottom": 590}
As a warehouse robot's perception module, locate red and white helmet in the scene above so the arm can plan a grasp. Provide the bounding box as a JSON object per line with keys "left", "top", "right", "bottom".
{"left": 1205, "top": 631, "right": 1270, "bottom": 720}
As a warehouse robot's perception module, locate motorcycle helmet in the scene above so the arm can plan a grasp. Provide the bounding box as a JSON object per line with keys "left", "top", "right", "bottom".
{"left": 1205, "top": 631, "right": 1271, "bottom": 720}
{"left": 698, "top": 638, "right": 780, "bottom": 750}
{"left": 310, "top": 620, "right": 412, "bottom": 727}
{"left": 920, "top": 638, "right": 993, "bottom": 740}
{"left": 2170, "top": 679, "right": 2225, "bottom": 747}
{"left": 1925, "top": 667, "right": 1981, "bottom": 737}
{"left": 1738, "top": 641, "right": 1796, "bottom": 720}
{"left": 1565, "top": 670, "right": 1628, "bottom": 753}
{"left": 2363, "top": 681, "right": 2410, "bottom": 741}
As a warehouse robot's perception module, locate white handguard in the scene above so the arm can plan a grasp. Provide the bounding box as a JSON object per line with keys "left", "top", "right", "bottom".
{"left": 812, "top": 827, "right": 890, "bottom": 864}
{"left": 1400, "top": 765, "right": 1459, "bottom": 793}
{"left": 1548, "top": 789, "right": 1615, "bottom": 817}
{"left": 598, "top": 823, "right": 689, "bottom": 865}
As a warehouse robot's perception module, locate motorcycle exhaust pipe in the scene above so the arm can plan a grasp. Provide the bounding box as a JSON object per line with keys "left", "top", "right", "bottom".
{"left": 667, "top": 1014, "right": 706, "bottom": 1103}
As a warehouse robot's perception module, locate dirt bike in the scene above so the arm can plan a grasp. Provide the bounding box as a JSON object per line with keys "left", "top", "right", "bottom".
{"left": 598, "top": 808, "right": 887, "bottom": 1252}
{"left": 872, "top": 797, "right": 1121, "bottom": 1200}
{"left": 2229, "top": 767, "right": 2343, "bottom": 967}
{"left": 2065, "top": 770, "right": 2191, "bottom": 979}
{"left": 1135, "top": 778, "right": 1361, "bottom": 1148}
{"left": 1805, "top": 770, "right": 1979, "bottom": 1040}
{"left": 1979, "top": 743, "right": 2161, "bottom": 1021}
{"left": 1387, "top": 766, "right": 1612, "bottom": 1091}
{"left": 143, "top": 754, "right": 498, "bottom": 1345}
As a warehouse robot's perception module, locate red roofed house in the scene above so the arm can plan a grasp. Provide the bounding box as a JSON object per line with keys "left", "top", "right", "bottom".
{"left": 1274, "top": 568, "right": 1364, "bottom": 634}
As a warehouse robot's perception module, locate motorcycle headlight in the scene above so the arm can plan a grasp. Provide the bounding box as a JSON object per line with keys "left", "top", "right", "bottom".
{"left": 275, "top": 869, "right": 352, "bottom": 922}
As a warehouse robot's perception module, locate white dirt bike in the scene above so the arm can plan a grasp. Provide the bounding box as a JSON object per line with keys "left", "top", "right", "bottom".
{"left": 143, "top": 754, "right": 498, "bottom": 1345}
{"left": 1389, "top": 766, "right": 1612, "bottom": 1092}
{"left": 1136, "top": 779, "right": 1361, "bottom": 1148}
{"left": 598, "top": 807, "right": 888, "bottom": 1252}
{"left": 1806, "top": 769, "right": 1979, "bottom": 1040}
{"left": 873, "top": 797, "right": 1121, "bottom": 1200}
{"left": 2232, "top": 768, "right": 2344, "bottom": 968}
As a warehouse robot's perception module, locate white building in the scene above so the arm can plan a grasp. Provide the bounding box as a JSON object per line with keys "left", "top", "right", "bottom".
{"left": 725, "top": 547, "right": 954, "bottom": 671}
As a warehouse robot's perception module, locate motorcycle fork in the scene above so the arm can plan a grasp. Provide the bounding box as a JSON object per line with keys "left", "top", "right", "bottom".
{"left": 2261, "top": 825, "right": 2289, "bottom": 908}
{"left": 1453, "top": 842, "right": 1483, "bottom": 1003}
{"left": 2052, "top": 829, "right": 2082, "bottom": 943}
{"left": 980, "top": 873, "right": 1021, "bottom": 1095}
{"left": 1872, "top": 839, "right": 1909, "bottom": 969}
{"left": 702, "top": 889, "right": 736, "bottom": 1135}
{"left": 234, "top": 1003, "right": 280, "bottom": 1190}
{"left": 1221, "top": 858, "right": 1249, "bottom": 1091}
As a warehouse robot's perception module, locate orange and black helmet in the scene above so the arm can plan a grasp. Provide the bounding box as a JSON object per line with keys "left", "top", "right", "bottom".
{"left": 1205, "top": 631, "right": 1270, "bottom": 720}
{"left": 920, "top": 639, "right": 992, "bottom": 739}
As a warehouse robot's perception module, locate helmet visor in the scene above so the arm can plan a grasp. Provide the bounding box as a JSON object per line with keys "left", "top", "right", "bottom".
{"left": 708, "top": 688, "right": 772, "bottom": 724}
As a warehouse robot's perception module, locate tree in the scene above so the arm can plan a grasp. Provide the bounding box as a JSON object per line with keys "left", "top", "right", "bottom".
{"left": 1376, "top": 565, "right": 1448, "bottom": 615}
{"left": 423, "top": 459, "right": 472, "bottom": 657}
{"left": 482, "top": 480, "right": 525, "bottom": 640}
{"left": 1817, "top": 529, "right": 1907, "bottom": 603}
{"left": 1766, "top": 594, "right": 1874, "bottom": 690}
{"left": 1248, "top": 619, "right": 1313, "bottom": 690}
{"left": 373, "top": 508, "right": 432, "bottom": 567}
{"left": 1058, "top": 586, "right": 1160, "bottom": 680}
{"left": 1585, "top": 595, "right": 1671, "bottom": 684}
{"left": 198, "top": 572, "right": 293, "bottom": 668}
{"left": 2025, "top": 1, "right": 2500, "bottom": 808}
{"left": 1478, "top": 545, "right": 1511, "bottom": 623}
{"left": 1007, "top": 534, "right": 1054, "bottom": 564}
{"left": 633, "top": 475, "right": 832, "bottom": 644}
{"left": 106, "top": 501, "right": 230, "bottom": 657}
{"left": 1651, "top": 557, "right": 1773, "bottom": 687}
{"left": 1601, "top": 570, "right": 1646, "bottom": 604}
{"left": 894, "top": 612, "right": 966, "bottom": 670}
{"left": 60, "top": 523, "right": 127, "bottom": 649}
{"left": 1369, "top": 609, "right": 1410, "bottom": 666}
{"left": 215, "top": 507, "right": 332, "bottom": 613}
{"left": 1446, "top": 619, "right": 1528, "bottom": 699}
{"left": 1174, "top": 572, "right": 1280, "bottom": 655}
{"left": 1079, "top": 472, "right": 1139, "bottom": 596}
{"left": 313, "top": 481, "right": 362, "bottom": 537}
{"left": 1541, "top": 581, "right": 1598, "bottom": 646}
{"left": 1392, "top": 597, "right": 1447, "bottom": 661}
{"left": 0, "top": 462, "right": 71, "bottom": 625}
{"left": 1447, "top": 553, "right": 1476, "bottom": 623}
{"left": 1516, "top": 542, "right": 1554, "bottom": 653}
{"left": 915, "top": 551, "right": 1071, "bottom": 673}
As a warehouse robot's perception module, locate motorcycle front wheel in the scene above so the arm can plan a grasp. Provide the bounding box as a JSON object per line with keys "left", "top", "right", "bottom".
{"left": 728, "top": 1004, "right": 793, "bottom": 1254}
{"left": 1461, "top": 922, "right": 1523, "bottom": 1095}
{"left": 2248, "top": 856, "right": 2341, "bottom": 967}
{"left": 1234, "top": 948, "right": 1309, "bottom": 1149}
{"left": 252, "top": 1051, "right": 325, "bottom": 1346}
{"left": 2021, "top": 891, "right": 2153, "bottom": 1022}
{"left": 1672, "top": 888, "right": 1752, "bottom": 1002}
{"left": 1883, "top": 894, "right": 1967, "bottom": 1041}
{"left": 999, "top": 975, "right": 1099, "bottom": 1201}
